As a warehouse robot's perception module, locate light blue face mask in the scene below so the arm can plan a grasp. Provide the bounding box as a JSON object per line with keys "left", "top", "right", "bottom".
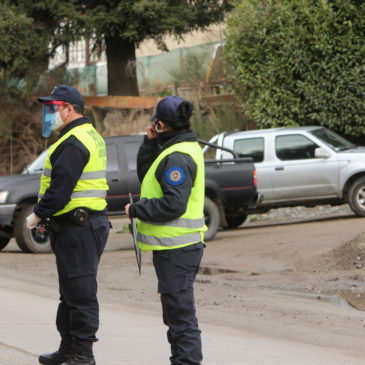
{"left": 41, "top": 103, "right": 64, "bottom": 138}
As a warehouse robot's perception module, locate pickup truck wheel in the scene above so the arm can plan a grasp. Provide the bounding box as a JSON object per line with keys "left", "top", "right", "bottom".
{"left": 225, "top": 215, "right": 248, "bottom": 229}
{"left": 0, "top": 231, "right": 11, "bottom": 250}
{"left": 204, "top": 197, "right": 220, "bottom": 241}
{"left": 348, "top": 177, "right": 365, "bottom": 216}
{"left": 14, "top": 204, "right": 51, "bottom": 253}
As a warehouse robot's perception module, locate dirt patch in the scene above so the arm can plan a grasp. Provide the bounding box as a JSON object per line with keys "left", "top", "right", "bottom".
{"left": 302, "top": 232, "right": 365, "bottom": 310}
{"left": 312, "top": 232, "right": 365, "bottom": 272}
{"left": 331, "top": 290, "right": 365, "bottom": 311}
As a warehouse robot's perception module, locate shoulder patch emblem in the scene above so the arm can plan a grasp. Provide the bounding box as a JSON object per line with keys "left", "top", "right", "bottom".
{"left": 165, "top": 166, "right": 185, "bottom": 186}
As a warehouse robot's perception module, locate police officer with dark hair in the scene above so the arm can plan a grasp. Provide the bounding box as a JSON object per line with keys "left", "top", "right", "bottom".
{"left": 26, "top": 85, "right": 110, "bottom": 365}
{"left": 125, "top": 95, "right": 206, "bottom": 365}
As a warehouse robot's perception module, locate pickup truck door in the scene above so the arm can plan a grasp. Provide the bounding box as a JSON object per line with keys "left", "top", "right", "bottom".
{"left": 228, "top": 136, "right": 273, "bottom": 201}
{"left": 269, "top": 133, "right": 339, "bottom": 202}
{"left": 106, "top": 142, "right": 127, "bottom": 214}
{"left": 106, "top": 136, "right": 143, "bottom": 215}
{"left": 123, "top": 138, "right": 142, "bottom": 202}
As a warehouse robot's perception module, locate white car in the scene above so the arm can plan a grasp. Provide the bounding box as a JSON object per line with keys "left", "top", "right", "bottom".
{"left": 205, "top": 126, "right": 365, "bottom": 221}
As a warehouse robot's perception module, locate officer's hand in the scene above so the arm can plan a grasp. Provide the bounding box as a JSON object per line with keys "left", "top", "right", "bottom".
{"left": 26, "top": 213, "right": 41, "bottom": 229}
{"left": 146, "top": 124, "right": 158, "bottom": 139}
{"left": 125, "top": 203, "right": 132, "bottom": 219}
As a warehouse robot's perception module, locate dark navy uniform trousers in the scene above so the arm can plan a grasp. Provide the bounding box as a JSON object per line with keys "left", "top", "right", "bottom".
{"left": 50, "top": 215, "right": 110, "bottom": 342}
{"left": 153, "top": 243, "right": 204, "bottom": 365}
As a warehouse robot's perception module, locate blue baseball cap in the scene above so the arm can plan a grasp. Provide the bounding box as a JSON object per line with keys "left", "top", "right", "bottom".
{"left": 150, "top": 96, "right": 192, "bottom": 125}
{"left": 38, "top": 85, "right": 84, "bottom": 106}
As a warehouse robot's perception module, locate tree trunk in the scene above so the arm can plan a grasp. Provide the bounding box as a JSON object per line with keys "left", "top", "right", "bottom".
{"left": 105, "top": 36, "right": 139, "bottom": 96}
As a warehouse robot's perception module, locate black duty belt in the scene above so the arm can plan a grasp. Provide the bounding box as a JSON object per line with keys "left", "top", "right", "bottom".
{"left": 42, "top": 208, "right": 106, "bottom": 234}
{"left": 54, "top": 208, "right": 105, "bottom": 227}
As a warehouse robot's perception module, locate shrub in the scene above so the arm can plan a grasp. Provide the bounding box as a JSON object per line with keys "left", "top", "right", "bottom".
{"left": 224, "top": 0, "right": 365, "bottom": 138}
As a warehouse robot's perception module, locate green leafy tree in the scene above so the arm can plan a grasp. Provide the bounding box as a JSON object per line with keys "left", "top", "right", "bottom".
{"left": 224, "top": 0, "right": 365, "bottom": 138}
{"left": 1, "top": 1, "right": 232, "bottom": 96}
{"left": 76, "top": 0, "right": 232, "bottom": 96}
{"left": 0, "top": 1, "right": 80, "bottom": 173}
{"left": 0, "top": 0, "right": 80, "bottom": 90}
{"left": 0, "top": 3, "right": 46, "bottom": 92}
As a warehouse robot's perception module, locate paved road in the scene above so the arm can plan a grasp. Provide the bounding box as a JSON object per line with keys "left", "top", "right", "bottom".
{"left": 1, "top": 214, "right": 365, "bottom": 364}
{"left": 0, "top": 275, "right": 364, "bottom": 365}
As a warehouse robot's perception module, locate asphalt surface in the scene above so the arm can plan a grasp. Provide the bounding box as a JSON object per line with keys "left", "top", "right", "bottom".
{"left": 1, "top": 213, "right": 365, "bottom": 364}
{"left": 1, "top": 276, "right": 364, "bottom": 365}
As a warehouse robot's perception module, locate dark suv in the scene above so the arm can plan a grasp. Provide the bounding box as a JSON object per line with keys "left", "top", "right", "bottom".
{"left": 0, "top": 135, "right": 258, "bottom": 253}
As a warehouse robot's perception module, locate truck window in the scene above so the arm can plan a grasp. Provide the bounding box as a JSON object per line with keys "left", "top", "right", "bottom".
{"left": 310, "top": 127, "right": 355, "bottom": 151}
{"left": 275, "top": 135, "right": 319, "bottom": 160}
{"left": 233, "top": 137, "right": 264, "bottom": 162}
{"left": 22, "top": 148, "right": 48, "bottom": 174}
{"left": 106, "top": 143, "right": 119, "bottom": 172}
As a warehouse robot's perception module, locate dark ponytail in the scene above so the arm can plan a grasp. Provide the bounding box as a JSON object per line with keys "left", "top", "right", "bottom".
{"left": 166, "top": 101, "right": 193, "bottom": 131}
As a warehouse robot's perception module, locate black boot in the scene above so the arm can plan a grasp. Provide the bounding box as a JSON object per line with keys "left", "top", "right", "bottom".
{"left": 39, "top": 336, "right": 73, "bottom": 365}
{"left": 61, "top": 340, "right": 95, "bottom": 365}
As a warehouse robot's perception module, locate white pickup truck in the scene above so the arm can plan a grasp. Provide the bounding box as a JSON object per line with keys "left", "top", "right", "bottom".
{"left": 205, "top": 126, "right": 365, "bottom": 226}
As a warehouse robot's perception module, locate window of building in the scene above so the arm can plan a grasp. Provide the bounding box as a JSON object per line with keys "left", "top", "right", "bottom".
{"left": 69, "top": 40, "right": 86, "bottom": 66}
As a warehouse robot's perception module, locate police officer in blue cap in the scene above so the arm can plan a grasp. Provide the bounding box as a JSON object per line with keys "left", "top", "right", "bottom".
{"left": 125, "top": 96, "right": 206, "bottom": 365}
{"left": 27, "top": 85, "right": 110, "bottom": 365}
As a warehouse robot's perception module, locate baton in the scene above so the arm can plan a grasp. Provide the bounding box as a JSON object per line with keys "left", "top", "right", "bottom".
{"left": 129, "top": 193, "right": 141, "bottom": 275}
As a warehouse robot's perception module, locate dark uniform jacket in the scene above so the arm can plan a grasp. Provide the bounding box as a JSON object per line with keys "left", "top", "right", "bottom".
{"left": 130, "top": 131, "right": 199, "bottom": 223}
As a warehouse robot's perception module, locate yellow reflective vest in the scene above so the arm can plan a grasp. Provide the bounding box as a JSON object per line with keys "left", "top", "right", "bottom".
{"left": 137, "top": 141, "right": 206, "bottom": 252}
{"left": 38, "top": 123, "right": 108, "bottom": 216}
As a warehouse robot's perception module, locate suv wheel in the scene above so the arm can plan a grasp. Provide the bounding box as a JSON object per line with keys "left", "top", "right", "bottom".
{"left": 0, "top": 230, "right": 11, "bottom": 250}
{"left": 14, "top": 204, "right": 51, "bottom": 253}
{"left": 225, "top": 214, "right": 248, "bottom": 229}
{"left": 204, "top": 197, "right": 220, "bottom": 241}
{"left": 348, "top": 177, "right": 365, "bottom": 216}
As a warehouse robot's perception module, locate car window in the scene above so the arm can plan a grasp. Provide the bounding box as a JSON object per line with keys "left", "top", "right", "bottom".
{"left": 124, "top": 141, "right": 141, "bottom": 170}
{"left": 233, "top": 137, "right": 264, "bottom": 163}
{"left": 22, "top": 148, "right": 48, "bottom": 174}
{"left": 275, "top": 134, "right": 319, "bottom": 160}
{"left": 310, "top": 127, "right": 355, "bottom": 151}
{"left": 106, "top": 143, "right": 119, "bottom": 172}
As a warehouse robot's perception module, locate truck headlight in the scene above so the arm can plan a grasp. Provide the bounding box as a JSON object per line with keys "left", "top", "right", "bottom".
{"left": 0, "top": 191, "right": 9, "bottom": 203}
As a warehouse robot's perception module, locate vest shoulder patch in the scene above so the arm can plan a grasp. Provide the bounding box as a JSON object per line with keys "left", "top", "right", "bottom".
{"left": 165, "top": 166, "right": 185, "bottom": 186}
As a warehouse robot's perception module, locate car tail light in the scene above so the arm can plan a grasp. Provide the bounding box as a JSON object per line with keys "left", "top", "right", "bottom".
{"left": 253, "top": 170, "right": 257, "bottom": 186}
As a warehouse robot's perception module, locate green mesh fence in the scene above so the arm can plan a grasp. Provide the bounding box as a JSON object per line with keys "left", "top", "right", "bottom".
{"left": 68, "top": 41, "right": 222, "bottom": 95}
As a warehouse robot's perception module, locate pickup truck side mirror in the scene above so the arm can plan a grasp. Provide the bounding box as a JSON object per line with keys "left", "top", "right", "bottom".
{"left": 314, "top": 147, "right": 331, "bottom": 159}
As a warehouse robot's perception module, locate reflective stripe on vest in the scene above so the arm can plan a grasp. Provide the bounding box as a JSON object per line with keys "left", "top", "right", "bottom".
{"left": 39, "top": 189, "right": 106, "bottom": 200}
{"left": 143, "top": 217, "right": 205, "bottom": 229}
{"left": 43, "top": 168, "right": 106, "bottom": 180}
{"left": 137, "top": 232, "right": 202, "bottom": 247}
